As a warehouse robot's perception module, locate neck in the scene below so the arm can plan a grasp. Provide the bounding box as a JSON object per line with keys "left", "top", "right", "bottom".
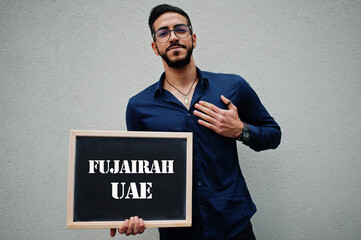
{"left": 163, "top": 57, "right": 197, "bottom": 86}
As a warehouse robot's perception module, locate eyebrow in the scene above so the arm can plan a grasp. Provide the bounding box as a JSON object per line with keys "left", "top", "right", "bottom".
{"left": 155, "top": 24, "right": 187, "bottom": 32}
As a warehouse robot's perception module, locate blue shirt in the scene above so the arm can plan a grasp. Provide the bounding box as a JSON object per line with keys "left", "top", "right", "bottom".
{"left": 126, "top": 68, "right": 281, "bottom": 239}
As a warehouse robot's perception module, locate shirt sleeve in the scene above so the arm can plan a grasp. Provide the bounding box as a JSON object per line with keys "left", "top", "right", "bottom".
{"left": 125, "top": 99, "right": 144, "bottom": 131}
{"left": 237, "top": 80, "right": 281, "bottom": 151}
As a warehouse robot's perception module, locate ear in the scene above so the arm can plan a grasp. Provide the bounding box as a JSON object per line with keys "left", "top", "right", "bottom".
{"left": 151, "top": 41, "right": 160, "bottom": 56}
{"left": 192, "top": 33, "right": 197, "bottom": 49}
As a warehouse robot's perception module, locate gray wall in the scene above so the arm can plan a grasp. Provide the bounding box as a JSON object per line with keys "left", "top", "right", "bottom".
{"left": 1, "top": 1, "right": 360, "bottom": 239}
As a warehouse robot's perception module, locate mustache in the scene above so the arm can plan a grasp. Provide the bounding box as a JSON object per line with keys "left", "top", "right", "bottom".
{"left": 166, "top": 43, "right": 186, "bottom": 52}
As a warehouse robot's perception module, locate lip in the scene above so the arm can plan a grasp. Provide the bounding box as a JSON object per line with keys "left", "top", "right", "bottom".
{"left": 169, "top": 46, "right": 181, "bottom": 50}
{"left": 166, "top": 44, "right": 186, "bottom": 52}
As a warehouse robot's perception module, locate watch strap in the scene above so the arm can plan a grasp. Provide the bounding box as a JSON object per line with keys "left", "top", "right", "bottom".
{"left": 237, "top": 122, "right": 250, "bottom": 142}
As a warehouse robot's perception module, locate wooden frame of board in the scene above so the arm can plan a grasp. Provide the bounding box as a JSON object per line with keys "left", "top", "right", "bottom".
{"left": 67, "top": 130, "right": 192, "bottom": 229}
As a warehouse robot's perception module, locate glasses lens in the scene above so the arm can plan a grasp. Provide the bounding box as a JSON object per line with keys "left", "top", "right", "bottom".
{"left": 155, "top": 29, "right": 170, "bottom": 42}
{"left": 174, "top": 25, "right": 189, "bottom": 38}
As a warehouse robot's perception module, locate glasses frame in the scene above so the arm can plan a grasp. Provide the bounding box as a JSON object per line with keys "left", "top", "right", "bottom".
{"left": 153, "top": 25, "right": 192, "bottom": 43}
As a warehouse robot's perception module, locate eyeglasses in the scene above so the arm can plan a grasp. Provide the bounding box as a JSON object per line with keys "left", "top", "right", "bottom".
{"left": 153, "top": 25, "right": 192, "bottom": 43}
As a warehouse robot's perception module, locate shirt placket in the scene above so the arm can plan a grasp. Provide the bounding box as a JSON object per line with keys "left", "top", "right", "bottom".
{"left": 162, "top": 76, "right": 212, "bottom": 238}
{"left": 189, "top": 80, "right": 212, "bottom": 238}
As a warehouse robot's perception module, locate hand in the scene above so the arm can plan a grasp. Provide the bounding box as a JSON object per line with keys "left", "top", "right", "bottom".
{"left": 193, "top": 95, "right": 244, "bottom": 138}
{"left": 110, "top": 216, "right": 145, "bottom": 237}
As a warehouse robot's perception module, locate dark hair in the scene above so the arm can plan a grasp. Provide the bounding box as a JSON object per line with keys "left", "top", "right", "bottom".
{"left": 148, "top": 4, "right": 192, "bottom": 35}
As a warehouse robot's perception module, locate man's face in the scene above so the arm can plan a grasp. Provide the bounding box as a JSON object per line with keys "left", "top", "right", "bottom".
{"left": 151, "top": 12, "right": 196, "bottom": 68}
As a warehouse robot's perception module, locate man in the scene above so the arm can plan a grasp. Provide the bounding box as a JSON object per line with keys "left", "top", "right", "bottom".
{"left": 111, "top": 4, "right": 281, "bottom": 240}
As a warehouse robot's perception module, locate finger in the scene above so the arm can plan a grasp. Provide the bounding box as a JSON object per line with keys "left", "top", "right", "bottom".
{"left": 126, "top": 217, "right": 135, "bottom": 236}
{"left": 197, "top": 119, "right": 218, "bottom": 132}
{"left": 198, "top": 100, "right": 221, "bottom": 113}
{"left": 133, "top": 216, "right": 140, "bottom": 235}
{"left": 118, "top": 219, "right": 129, "bottom": 234}
{"left": 221, "top": 95, "right": 230, "bottom": 105}
{"left": 139, "top": 218, "right": 146, "bottom": 234}
{"left": 221, "top": 95, "right": 236, "bottom": 110}
{"left": 194, "top": 103, "right": 219, "bottom": 120}
{"left": 110, "top": 228, "right": 116, "bottom": 237}
{"left": 193, "top": 110, "right": 217, "bottom": 125}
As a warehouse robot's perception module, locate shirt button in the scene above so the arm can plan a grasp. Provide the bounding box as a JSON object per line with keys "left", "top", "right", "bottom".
{"left": 198, "top": 182, "right": 202, "bottom": 187}
{"left": 187, "top": 113, "right": 191, "bottom": 117}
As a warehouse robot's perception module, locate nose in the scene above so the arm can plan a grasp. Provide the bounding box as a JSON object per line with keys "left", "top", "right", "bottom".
{"left": 168, "top": 30, "right": 179, "bottom": 42}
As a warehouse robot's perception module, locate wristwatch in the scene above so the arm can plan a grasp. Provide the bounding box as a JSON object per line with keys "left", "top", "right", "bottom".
{"left": 237, "top": 123, "right": 250, "bottom": 142}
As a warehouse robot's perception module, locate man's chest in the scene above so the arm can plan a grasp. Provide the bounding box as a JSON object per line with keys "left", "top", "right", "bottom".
{"left": 140, "top": 104, "right": 198, "bottom": 132}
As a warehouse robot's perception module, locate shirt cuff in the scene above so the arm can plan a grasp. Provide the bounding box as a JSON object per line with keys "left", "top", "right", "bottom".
{"left": 245, "top": 124, "right": 261, "bottom": 146}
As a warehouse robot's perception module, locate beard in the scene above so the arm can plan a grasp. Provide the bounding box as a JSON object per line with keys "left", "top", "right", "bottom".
{"left": 158, "top": 42, "right": 194, "bottom": 68}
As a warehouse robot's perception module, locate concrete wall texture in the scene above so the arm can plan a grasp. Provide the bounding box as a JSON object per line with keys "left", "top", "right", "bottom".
{"left": 1, "top": 0, "right": 360, "bottom": 239}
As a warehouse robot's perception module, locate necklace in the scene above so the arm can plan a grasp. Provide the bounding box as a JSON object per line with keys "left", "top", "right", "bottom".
{"left": 164, "top": 74, "right": 198, "bottom": 105}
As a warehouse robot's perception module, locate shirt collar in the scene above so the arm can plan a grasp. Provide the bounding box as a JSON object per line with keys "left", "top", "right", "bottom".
{"left": 154, "top": 67, "right": 209, "bottom": 96}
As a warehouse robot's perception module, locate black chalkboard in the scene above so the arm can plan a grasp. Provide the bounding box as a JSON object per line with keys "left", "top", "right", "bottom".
{"left": 67, "top": 131, "right": 192, "bottom": 229}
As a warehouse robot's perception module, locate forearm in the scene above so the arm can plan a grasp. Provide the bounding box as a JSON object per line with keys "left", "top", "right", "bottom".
{"left": 242, "top": 123, "right": 281, "bottom": 151}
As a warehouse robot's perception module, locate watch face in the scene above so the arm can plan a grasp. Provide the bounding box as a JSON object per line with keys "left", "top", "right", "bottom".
{"left": 244, "top": 132, "right": 250, "bottom": 140}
